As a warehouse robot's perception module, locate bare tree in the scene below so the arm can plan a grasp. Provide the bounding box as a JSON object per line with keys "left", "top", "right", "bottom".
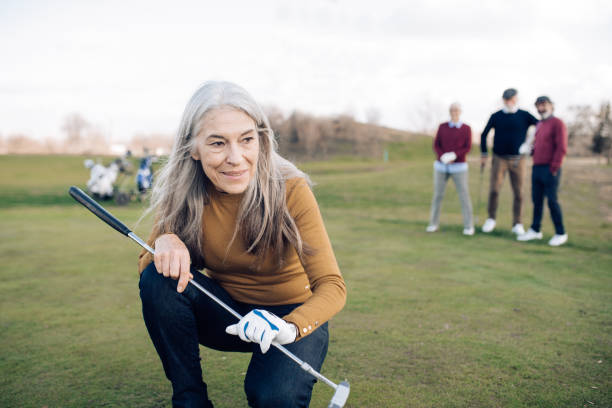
{"left": 62, "top": 113, "right": 89, "bottom": 145}
{"left": 266, "top": 109, "right": 416, "bottom": 160}
{"left": 592, "top": 101, "right": 612, "bottom": 164}
{"left": 567, "top": 105, "right": 598, "bottom": 156}
{"left": 365, "top": 107, "right": 382, "bottom": 125}
{"left": 411, "top": 98, "right": 446, "bottom": 135}
{"left": 130, "top": 132, "right": 173, "bottom": 156}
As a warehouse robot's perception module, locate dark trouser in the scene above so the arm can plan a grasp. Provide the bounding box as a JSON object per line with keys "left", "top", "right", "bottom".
{"left": 488, "top": 154, "right": 526, "bottom": 225}
{"left": 139, "top": 263, "right": 329, "bottom": 408}
{"left": 530, "top": 164, "right": 565, "bottom": 235}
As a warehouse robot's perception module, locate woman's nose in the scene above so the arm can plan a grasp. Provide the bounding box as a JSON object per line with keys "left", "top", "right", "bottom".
{"left": 225, "top": 143, "right": 242, "bottom": 164}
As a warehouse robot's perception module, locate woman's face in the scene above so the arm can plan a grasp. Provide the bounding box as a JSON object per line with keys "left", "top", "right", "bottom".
{"left": 191, "top": 106, "right": 260, "bottom": 194}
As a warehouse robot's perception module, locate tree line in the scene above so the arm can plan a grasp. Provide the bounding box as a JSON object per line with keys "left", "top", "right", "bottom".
{"left": 2, "top": 103, "right": 610, "bottom": 163}
{"left": 265, "top": 106, "right": 415, "bottom": 160}
{"left": 567, "top": 101, "right": 612, "bottom": 163}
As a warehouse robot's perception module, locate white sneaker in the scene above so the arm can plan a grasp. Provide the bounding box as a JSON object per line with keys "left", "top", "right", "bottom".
{"left": 463, "top": 227, "right": 475, "bottom": 236}
{"left": 517, "top": 228, "right": 543, "bottom": 241}
{"left": 512, "top": 223, "right": 526, "bottom": 235}
{"left": 548, "top": 234, "right": 568, "bottom": 247}
{"left": 426, "top": 225, "right": 438, "bottom": 232}
{"left": 482, "top": 218, "right": 496, "bottom": 233}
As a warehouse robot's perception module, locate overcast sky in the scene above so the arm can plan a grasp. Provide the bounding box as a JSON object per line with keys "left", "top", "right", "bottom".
{"left": 1, "top": 0, "right": 611, "bottom": 142}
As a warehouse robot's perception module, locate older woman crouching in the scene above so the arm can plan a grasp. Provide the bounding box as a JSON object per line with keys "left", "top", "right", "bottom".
{"left": 137, "top": 81, "right": 346, "bottom": 407}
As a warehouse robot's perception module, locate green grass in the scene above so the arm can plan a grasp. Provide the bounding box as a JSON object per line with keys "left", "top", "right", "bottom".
{"left": 1, "top": 144, "right": 611, "bottom": 407}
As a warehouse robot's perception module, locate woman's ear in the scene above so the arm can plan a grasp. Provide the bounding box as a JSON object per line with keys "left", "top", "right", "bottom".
{"left": 190, "top": 141, "right": 200, "bottom": 161}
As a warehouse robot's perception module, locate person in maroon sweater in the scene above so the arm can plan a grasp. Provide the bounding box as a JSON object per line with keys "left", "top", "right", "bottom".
{"left": 427, "top": 102, "right": 474, "bottom": 235}
{"left": 434, "top": 119, "right": 473, "bottom": 162}
{"left": 518, "top": 96, "right": 569, "bottom": 246}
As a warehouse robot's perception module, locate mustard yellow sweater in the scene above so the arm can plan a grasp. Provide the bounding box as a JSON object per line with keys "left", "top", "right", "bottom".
{"left": 138, "top": 177, "right": 346, "bottom": 338}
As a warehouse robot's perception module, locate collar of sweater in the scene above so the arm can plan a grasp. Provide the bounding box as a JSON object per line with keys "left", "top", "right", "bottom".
{"left": 540, "top": 112, "right": 553, "bottom": 120}
{"left": 502, "top": 106, "right": 519, "bottom": 114}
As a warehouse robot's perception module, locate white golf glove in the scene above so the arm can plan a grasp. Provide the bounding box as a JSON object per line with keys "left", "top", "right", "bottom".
{"left": 440, "top": 152, "right": 457, "bottom": 164}
{"left": 518, "top": 143, "right": 531, "bottom": 155}
{"left": 225, "top": 309, "right": 297, "bottom": 353}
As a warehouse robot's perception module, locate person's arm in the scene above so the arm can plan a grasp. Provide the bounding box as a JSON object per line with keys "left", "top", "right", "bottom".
{"left": 281, "top": 178, "right": 347, "bottom": 339}
{"left": 519, "top": 111, "right": 539, "bottom": 154}
{"left": 527, "top": 111, "right": 539, "bottom": 126}
{"left": 454, "top": 125, "right": 472, "bottom": 159}
{"left": 433, "top": 125, "right": 444, "bottom": 160}
{"left": 520, "top": 125, "right": 536, "bottom": 155}
{"left": 481, "top": 114, "right": 494, "bottom": 156}
{"left": 550, "top": 120, "right": 568, "bottom": 175}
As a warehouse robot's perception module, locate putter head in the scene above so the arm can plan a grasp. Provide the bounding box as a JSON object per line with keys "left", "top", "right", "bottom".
{"left": 327, "top": 381, "right": 350, "bottom": 408}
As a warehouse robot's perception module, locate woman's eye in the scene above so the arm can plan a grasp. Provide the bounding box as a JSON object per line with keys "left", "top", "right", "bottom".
{"left": 242, "top": 137, "right": 254, "bottom": 144}
{"left": 210, "top": 141, "right": 224, "bottom": 147}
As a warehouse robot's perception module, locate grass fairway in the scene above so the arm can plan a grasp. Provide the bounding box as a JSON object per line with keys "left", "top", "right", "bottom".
{"left": 1, "top": 144, "right": 611, "bottom": 407}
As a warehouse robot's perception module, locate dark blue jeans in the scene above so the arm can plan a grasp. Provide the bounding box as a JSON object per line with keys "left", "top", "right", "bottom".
{"left": 139, "top": 262, "right": 329, "bottom": 408}
{"left": 530, "top": 164, "right": 565, "bottom": 235}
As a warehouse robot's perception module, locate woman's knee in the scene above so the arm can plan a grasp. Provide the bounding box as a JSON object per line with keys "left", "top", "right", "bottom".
{"left": 139, "top": 262, "right": 180, "bottom": 314}
{"left": 244, "top": 324, "right": 328, "bottom": 407}
{"left": 245, "top": 377, "right": 312, "bottom": 408}
{"left": 139, "top": 262, "right": 160, "bottom": 295}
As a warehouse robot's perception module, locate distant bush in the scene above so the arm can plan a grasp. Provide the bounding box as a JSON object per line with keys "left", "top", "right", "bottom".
{"left": 265, "top": 107, "right": 418, "bottom": 160}
{"left": 567, "top": 101, "right": 612, "bottom": 162}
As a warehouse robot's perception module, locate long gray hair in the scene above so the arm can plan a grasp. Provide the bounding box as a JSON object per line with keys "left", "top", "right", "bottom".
{"left": 144, "top": 81, "right": 310, "bottom": 269}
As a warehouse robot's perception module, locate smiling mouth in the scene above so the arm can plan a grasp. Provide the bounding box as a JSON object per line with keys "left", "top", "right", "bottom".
{"left": 222, "top": 170, "right": 248, "bottom": 177}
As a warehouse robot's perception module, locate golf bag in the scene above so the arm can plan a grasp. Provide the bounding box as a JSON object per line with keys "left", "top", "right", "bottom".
{"left": 84, "top": 159, "right": 120, "bottom": 200}
{"left": 136, "top": 156, "right": 154, "bottom": 193}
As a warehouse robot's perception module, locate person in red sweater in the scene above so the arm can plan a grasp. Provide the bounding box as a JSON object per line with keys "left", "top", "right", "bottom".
{"left": 426, "top": 102, "right": 474, "bottom": 235}
{"left": 518, "top": 96, "right": 569, "bottom": 246}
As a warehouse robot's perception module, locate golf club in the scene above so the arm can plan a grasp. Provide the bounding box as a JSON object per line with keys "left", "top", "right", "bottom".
{"left": 475, "top": 163, "right": 485, "bottom": 225}
{"left": 68, "top": 186, "right": 350, "bottom": 408}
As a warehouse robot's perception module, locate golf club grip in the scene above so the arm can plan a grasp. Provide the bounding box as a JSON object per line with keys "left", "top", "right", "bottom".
{"left": 69, "top": 186, "right": 132, "bottom": 236}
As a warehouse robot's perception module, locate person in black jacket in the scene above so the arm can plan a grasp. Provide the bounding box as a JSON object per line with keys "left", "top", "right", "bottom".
{"left": 480, "top": 88, "right": 538, "bottom": 235}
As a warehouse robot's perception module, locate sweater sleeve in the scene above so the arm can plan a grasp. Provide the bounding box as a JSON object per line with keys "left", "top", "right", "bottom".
{"left": 281, "top": 178, "right": 346, "bottom": 339}
{"left": 433, "top": 125, "right": 444, "bottom": 159}
{"left": 527, "top": 111, "right": 539, "bottom": 126}
{"left": 551, "top": 120, "right": 568, "bottom": 172}
{"left": 481, "top": 114, "right": 494, "bottom": 155}
{"left": 455, "top": 125, "right": 472, "bottom": 158}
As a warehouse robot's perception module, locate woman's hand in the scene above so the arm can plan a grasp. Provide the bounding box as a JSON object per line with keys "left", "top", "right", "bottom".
{"left": 154, "top": 233, "right": 193, "bottom": 293}
{"left": 225, "top": 309, "right": 297, "bottom": 353}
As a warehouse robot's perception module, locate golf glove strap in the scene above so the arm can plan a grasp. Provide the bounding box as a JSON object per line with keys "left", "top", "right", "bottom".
{"left": 226, "top": 309, "right": 297, "bottom": 354}
{"left": 440, "top": 151, "right": 457, "bottom": 164}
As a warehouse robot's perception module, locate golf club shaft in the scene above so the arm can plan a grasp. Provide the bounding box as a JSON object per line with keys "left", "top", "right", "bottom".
{"left": 69, "top": 186, "right": 341, "bottom": 391}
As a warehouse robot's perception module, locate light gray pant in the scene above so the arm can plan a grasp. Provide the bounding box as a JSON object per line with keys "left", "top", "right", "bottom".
{"left": 429, "top": 169, "right": 474, "bottom": 229}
